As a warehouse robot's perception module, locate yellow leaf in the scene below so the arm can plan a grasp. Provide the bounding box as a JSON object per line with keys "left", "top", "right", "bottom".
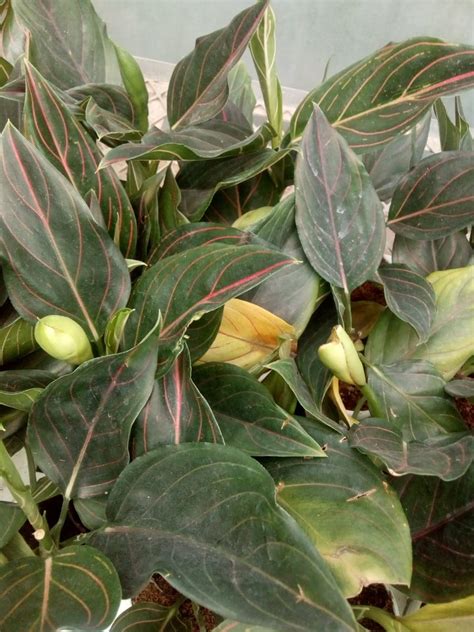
{"left": 197, "top": 298, "right": 296, "bottom": 372}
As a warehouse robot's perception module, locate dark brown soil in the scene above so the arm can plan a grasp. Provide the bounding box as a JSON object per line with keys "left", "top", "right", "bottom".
{"left": 351, "top": 282, "right": 386, "bottom": 306}
{"left": 339, "top": 381, "right": 365, "bottom": 411}
{"left": 455, "top": 397, "right": 474, "bottom": 430}
{"left": 349, "top": 584, "right": 394, "bottom": 631}
{"left": 134, "top": 574, "right": 218, "bottom": 631}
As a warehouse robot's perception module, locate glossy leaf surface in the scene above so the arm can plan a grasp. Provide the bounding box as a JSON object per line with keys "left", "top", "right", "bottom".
{"left": 387, "top": 152, "right": 474, "bottom": 240}
{"left": 167, "top": 1, "right": 267, "bottom": 128}
{"left": 290, "top": 37, "right": 474, "bottom": 151}
{"left": 0, "top": 501, "right": 25, "bottom": 548}
{"left": 349, "top": 419, "right": 472, "bottom": 480}
{"left": 392, "top": 232, "right": 472, "bottom": 276}
{"left": 445, "top": 378, "right": 474, "bottom": 400}
{"left": 28, "top": 330, "right": 158, "bottom": 499}
{"left": 0, "top": 125, "right": 130, "bottom": 340}
{"left": 0, "top": 316, "right": 36, "bottom": 365}
{"left": 147, "top": 221, "right": 265, "bottom": 265}
{"left": 393, "top": 465, "right": 474, "bottom": 602}
{"left": 362, "top": 113, "right": 430, "bottom": 201}
{"left": 23, "top": 63, "right": 137, "bottom": 256}
{"left": 251, "top": 194, "right": 323, "bottom": 335}
{"left": 0, "top": 545, "right": 121, "bottom": 632}
{"left": 265, "top": 357, "right": 342, "bottom": 433}
{"left": 178, "top": 149, "right": 288, "bottom": 220}
{"left": 12, "top": 0, "right": 120, "bottom": 89}
{"left": 0, "top": 369, "right": 54, "bottom": 411}
{"left": 111, "top": 602, "right": 191, "bottom": 632}
{"left": 295, "top": 106, "right": 384, "bottom": 292}
{"left": 101, "top": 121, "right": 274, "bottom": 166}
{"left": 378, "top": 264, "right": 436, "bottom": 342}
{"left": 266, "top": 420, "right": 412, "bottom": 597}
{"left": 194, "top": 363, "right": 324, "bottom": 457}
{"left": 90, "top": 444, "right": 357, "bottom": 630}
{"left": 206, "top": 170, "right": 280, "bottom": 225}
{"left": 133, "top": 346, "right": 222, "bottom": 454}
{"left": 367, "top": 360, "right": 465, "bottom": 439}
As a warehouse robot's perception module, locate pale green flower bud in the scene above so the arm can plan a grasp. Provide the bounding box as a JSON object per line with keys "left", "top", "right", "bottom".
{"left": 34, "top": 315, "right": 93, "bottom": 365}
{"left": 318, "top": 325, "right": 366, "bottom": 386}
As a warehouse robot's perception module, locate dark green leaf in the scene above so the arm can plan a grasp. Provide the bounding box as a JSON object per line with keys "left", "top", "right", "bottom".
{"left": 28, "top": 328, "right": 159, "bottom": 499}
{"left": 387, "top": 152, "right": 474, "bottom": 239}
{"left": 367, "top": 360, "right": 465, "bottom": 439}
{"left": 123, "top": 243, "right": 296, "bottom": 372}
{"left": 68, "top": 83, "right": 137, "bottom": 126}
{"left": 296, "top": 304, "right": 341, "bottom": 426}
{"left": 101, "top": 121, "right": 274, "bottom": 166}
{"left": 295, "top": 105, "right": 385, "bottom": 292}
{"left": 349, "top": 419, "right": 472, "bottom": 480}
{"left": 83, "top": 98, "right": 142, "bottom": 145}
{"left": 193, "top": 362, "right": 324, "bottom": 457}
{"left": 250, "top": 195, "right": 324, "bottom": 335}
{"left": 12, "top": 0, "right": 120, "bottom": 89}
{"left": 0, "top": 316, "right": 37, "bottom": 366}
{"left": 266, "top": 420, "right": 412, "bottom": 597}
{"left": 75, "top": 496, "right": 108, "bottom": 530}
{"left": 187, "top": 308, "right": 223, "bottom": 362}
{"left": 362, "top": 113, "right": 430, "bottom": 201}
{"left": 392, "top": 232, "right": 472, "bottom": 276}
{"left": 205, "top": 170, "right": 280, "bottom": 225}
{"left": 378, "top": 264, "right": 436, "bottom": 342}
{"left": 89, "top": 444, "right": 357, "bottom": 630}
{"left": 24, "top": 63, "right": 137, "bottom": 257}
{"left": 290, "top": 37, "right": 474, "bottom": 151}
{"left": 445, "top": 378, "right": 474, "bottom": 400}
{"left": 167, "top": 1, "right": 268, "bottom": 128}
{"left": 111, "top": 602, "right": 191, "bottom": 632}
{"left": 178, "top": 149, "right": 289, "bottom": 221}
{"left": 0, "top": 502, "right": 25, "bottom": 548}
{"left": 0, "top": 369, "right": 55, "bottom": 411}
{"left": 0, "top": 124, "right": 130, "bottom": 340}
{"left": 265, "top": 358, "right": 342, "bottom": 433}
{"left": 133, "top": 346, "right": 222, "bottom": 454}
{"left": 147, "top": 221, "right": 264, "bottom": 265}
{"left": 0, "top": 545, "right": 121, "bottom": 631}
{"left": 393, "top": 465, "right": 474, "bottom": 602}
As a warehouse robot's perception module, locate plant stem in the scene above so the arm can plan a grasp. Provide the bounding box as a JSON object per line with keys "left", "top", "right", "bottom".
{"left": 0, "top": 551, "right": 9, "bottom": 566}
{"left": 24, "top": 443, "right": 37, "bottom": 492}
{"left": 352, "top": 606, "right": 405, "bottom": 632}
{"left": 352, "top": 395, "right": 367, "bottom": 420}
{"left": 2, "top": 532, "right": 35, "bottom": 559}
{"left": 0, "top": 441, "right": 55, "bottom": 556}
{"left": 360, "top": 383, "right": 385, "bottom": 418}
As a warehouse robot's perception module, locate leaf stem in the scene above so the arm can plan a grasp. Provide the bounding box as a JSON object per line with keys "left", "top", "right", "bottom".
{"left": 0, "top": 441, "right": 55, "bottom": 556}
{"left": 24, "top": 443, "right": 37, "bottom": 492}
{"left": 352, "top": 605, "right": 404, "bottom": 631}
{"left": 360, "top": 383, "right": 385, "bottom": 419}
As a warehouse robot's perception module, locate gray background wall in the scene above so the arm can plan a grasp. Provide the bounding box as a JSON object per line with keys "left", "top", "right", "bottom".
{"left": 94, "top": 0, "right": 474, "bottom": 122}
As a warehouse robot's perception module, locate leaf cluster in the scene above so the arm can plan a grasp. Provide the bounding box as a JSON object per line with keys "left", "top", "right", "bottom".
{"left": 0, "top": 1, "right": 473, "bottom": 630}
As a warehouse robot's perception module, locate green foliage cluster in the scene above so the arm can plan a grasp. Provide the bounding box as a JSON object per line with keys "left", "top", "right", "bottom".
{"left": 0, "top": 1, "right": 473, "bottom": 630}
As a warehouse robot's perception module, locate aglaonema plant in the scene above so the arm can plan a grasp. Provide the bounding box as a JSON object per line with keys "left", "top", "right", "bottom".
{"left": 0, "top": 0, "right": 473, "bottom": 630}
